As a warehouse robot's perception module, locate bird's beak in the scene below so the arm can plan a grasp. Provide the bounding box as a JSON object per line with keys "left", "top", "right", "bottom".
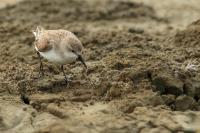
{"left": 77, "top": 54, "right": 87, "bottom": 68}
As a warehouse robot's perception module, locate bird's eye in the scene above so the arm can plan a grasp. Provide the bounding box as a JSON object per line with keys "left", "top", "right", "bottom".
{"left": 71, "top": 50, "right": 75, "bottom": 53}
{"left": 47, "top": 41, "right": 50, "bottom": 44}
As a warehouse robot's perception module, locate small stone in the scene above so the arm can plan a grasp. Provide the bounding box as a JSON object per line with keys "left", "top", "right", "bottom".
{"left": 148, "top": 95, "right": 165, "bottom": 106}
{"left": 183, "top": 82, "right": 196, "bottom": 97}
{"left": 193, "top": 81, "right": 200, "bottom": 99}
{"left": 161, "top": 94, "right": 176, "bottom": 105}
{"left": 89, "top": 100, "right": 94, "bottom": 105}
{"left": 40, "top": 103, "right": 48, "bottom": 109}
{"left": 31, "top": 111, "right": 36, "bottom": 117}
{"left": 23, "top": 107, "right": 27, "bottom": 111}
{"left": 128, "top": 27, "right": 144, "bottom": 34}
{"left": 175, "top": 95, "right": 196, "bottom": 111}
{"left": 20, "top": 94, "right": 30, "bottom": 105}
{"left": 152, "top": 75, "right": 183, "bottom": 96}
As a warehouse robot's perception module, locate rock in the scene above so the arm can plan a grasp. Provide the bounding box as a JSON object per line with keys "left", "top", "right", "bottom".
{"left": 152, "top": 74, "right": 183, "bottom": 96}
{"left": 20, "top": 94, "right": 30, "bottom": 105}
{"left": 128, "top": 27, "right": 144, "bottom": 34}
{"left": 161, "top": 94, "right": 176, "bottom": 106}
{"left": 130, "top": 70, "right": 150, "bottom": 83}
{"left": 122, "top": 101, "right": 143, "bottom": 113}
{"left": 105, "top": 82, "right": 122, "bottom": 100}
{"left": 193, "top": 81, "right": 200, "bottom": 99}
{"left": 183, "top": 82, "right": 196, "bottom": 97}
{"left": 183, "top": 80, "right": 200, "bottom": 99}
{"left": 175, "top": 95, "right": 196, "bottom": 111}
{"left": 148, "top": 95, "right": 165, "bottom": 106}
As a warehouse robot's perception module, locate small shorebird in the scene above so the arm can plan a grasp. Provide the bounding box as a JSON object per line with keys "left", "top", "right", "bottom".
{"left": 32, "top": 26, "right": 87, "bottom": 84}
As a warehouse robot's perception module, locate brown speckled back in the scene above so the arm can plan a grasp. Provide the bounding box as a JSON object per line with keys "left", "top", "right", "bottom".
{"left": 34, "top": 28, "right": 83, "bottom": 53}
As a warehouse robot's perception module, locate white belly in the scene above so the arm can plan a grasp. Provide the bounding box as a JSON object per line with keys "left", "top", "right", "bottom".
{"left": 38, "top": 49, "right": 77, "bottom": 64}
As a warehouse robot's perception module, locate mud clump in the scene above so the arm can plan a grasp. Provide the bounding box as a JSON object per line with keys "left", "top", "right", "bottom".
{"left": 161, "top": 94, "right": 176, "bottom": 106}
{"left": 150, "top": 65, "right": 184, "bottom": 96}
{"left": 174, "top": 25, "right": 200, "bottom": 48}
{"left": 151, "top": 73, "right": 183, "bottom": 96}
{"left": 149, "top": 62, "right": 200, "bottom": 110}
{"left": 175, "top": 95, "right": 198, "bottom": 111}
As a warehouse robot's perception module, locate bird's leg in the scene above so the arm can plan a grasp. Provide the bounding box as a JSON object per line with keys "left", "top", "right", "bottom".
{"left": 60, "top": 65, "right": 68, "bottom": 84}
{"left": 37, "top": 51, "right": 44, "bottom": 77}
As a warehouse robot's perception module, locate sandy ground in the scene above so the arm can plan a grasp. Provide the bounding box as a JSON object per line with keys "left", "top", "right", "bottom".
{"left": 1, "top": 0, "right": 200, "bottom": 133}
{"left": 0, "top": 0, "right": 23, "bottom": 8}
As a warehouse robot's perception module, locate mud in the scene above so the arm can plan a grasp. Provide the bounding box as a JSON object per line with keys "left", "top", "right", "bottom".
{"left": 1, "top": 0, "right": 200, "bottom": 133}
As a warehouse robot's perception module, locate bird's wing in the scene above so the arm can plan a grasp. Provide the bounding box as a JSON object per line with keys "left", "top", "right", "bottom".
{"left": 65, "top": 35, "right": 83, "bottom": 53}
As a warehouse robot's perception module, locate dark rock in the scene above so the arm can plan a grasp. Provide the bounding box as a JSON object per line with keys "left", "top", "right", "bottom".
{"left": 193, "top": 81, "right": 200, "bottom": 99}
{"left": 20, "top": 94, "right": 30, "bottom": 105}
{"left": 183, "top": 82, "right": 196, "bottom": 97}
{"left": 130, "top": 70, "right": 151, "bottom": 82}
{"left": 161, "top": 94, "right": 176, "bottom": 106}
{"left": 152, "top": 75, "right": 183, "bottom": 96}
{"left": 175, "top": 95, "right": 196, "bottom": 111}
{"left": 148, "top": 95, "right": 165, "bottom": 106}
{"left": 128, "top": 28, "right": 144, "bottom": 34}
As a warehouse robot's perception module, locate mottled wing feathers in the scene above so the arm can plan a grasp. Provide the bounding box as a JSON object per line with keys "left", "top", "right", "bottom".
{"left": 34, "top": 28, "right": 83, "bottom": 53}
{"left": 65, "top": 36, "right": 83, "bottom": 53}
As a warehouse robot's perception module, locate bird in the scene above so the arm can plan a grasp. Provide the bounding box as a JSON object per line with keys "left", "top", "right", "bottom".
{"left": 32, "top": 26, "right": 87, "bottom": 84}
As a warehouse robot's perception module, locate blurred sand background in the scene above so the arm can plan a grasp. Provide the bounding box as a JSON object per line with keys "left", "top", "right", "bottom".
{"left": 0, "top": 0, "right": 23, "bottom": 8}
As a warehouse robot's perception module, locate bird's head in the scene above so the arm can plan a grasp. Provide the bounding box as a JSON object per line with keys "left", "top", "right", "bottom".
{"left": 66, "top": 41, "right": 87, "bottom": 68}
{"left": 32, "top": 26, "right": 44, "bottom": 40}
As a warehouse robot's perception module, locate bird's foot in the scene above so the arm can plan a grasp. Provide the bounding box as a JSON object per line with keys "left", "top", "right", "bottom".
{"left": 64, "top": 78, "right": 68, "bottom": 85}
